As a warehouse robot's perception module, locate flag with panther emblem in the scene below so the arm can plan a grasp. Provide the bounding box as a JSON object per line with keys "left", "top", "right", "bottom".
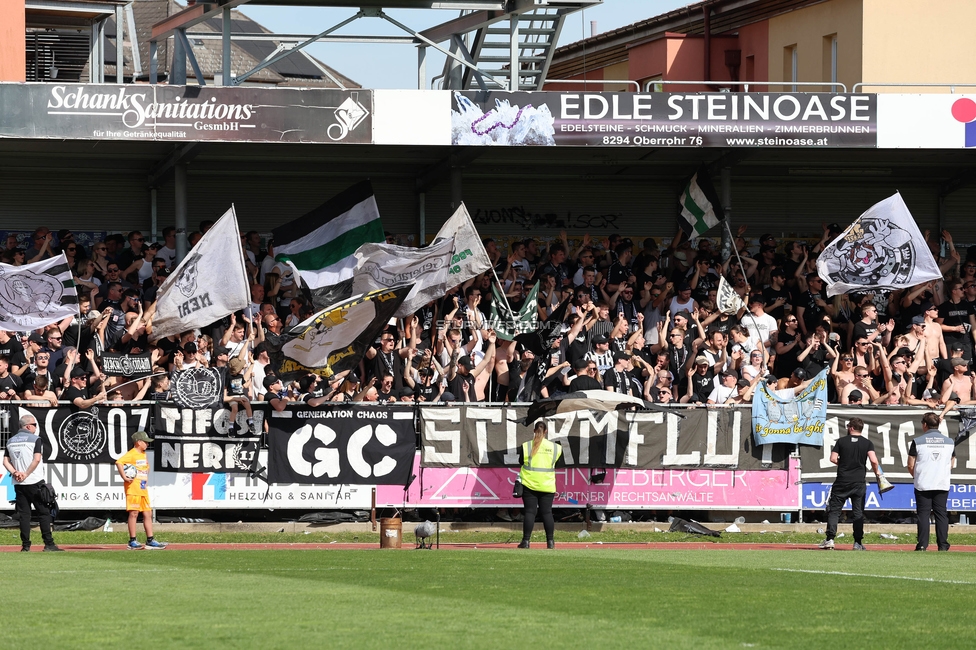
{"left": 150, "top": 206, "right": 250, "bottom": 341}
{"left": 817, "top": 193, "right": 941, "bottom": 297}
{"left": 0, "top": 252, "right": 78, "bottom": 330}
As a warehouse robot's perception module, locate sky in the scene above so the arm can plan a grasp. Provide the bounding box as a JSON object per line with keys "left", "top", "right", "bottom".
{"left": 238, "top": 0, "right": 690, "bottom": 89}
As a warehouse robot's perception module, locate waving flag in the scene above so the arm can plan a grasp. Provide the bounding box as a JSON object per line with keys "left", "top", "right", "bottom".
{"left": 273, "top": 181, "right": 384, "bottom": 291}
{"left": 716, "top": 276, "right": 745, "bottom": 315}
{"left": 0, "top": 253, "right": 78, "bottom": 330}
{"left": 352, "top": 203, "right": 491, "bottom": 317}
{"left": 273, "top": 287, "right": 410, "bottom": 380}
{"left": 817, "top": 192, "right": 942, "bottom": 297}
{"left": 678, "top": 167, "right": 725, "bottom": 240}
{"left": 150, "top": 206, "right": 250, "bottom": 341}
{"left": 490, "top": 281, "right": 539, "bottom": 341}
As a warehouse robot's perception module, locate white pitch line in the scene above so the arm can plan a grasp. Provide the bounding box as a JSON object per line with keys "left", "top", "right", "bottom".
{"left": 771, "top": 568, "right": 976, "bottom": 585}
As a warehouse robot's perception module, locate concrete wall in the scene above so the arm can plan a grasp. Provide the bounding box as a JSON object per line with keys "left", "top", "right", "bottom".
{"left": 862, "top": 0, "right": 976, "bottom": 92}
{"left": 768, "top": 0, "right": 863, "bottom": 92}
{"left": 737, "top": 20, "right": 769, "bottom": 87}
{"left": 0, "top": 1, "right": 26, "bottom": 82}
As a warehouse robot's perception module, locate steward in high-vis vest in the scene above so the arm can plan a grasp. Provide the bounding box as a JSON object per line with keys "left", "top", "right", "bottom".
{"left": 517, "top": 421, "right": 563, "bottom": 549}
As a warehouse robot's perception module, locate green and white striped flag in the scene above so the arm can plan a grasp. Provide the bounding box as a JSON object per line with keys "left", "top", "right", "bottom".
{"left": 678, "top": 168, "right": 725, "bottom": 239}
{"left": 0, "top": 252, "right": 78, "bottom": 330}
{"left": 273, "top": 181, "right": 384, "bottom": 290}
{"left": 490, "top": 281, "right": 540, "bottom": 341}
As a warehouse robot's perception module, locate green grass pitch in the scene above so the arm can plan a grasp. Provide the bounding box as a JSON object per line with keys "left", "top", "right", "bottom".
{"left": 3, "top": 548, "right": 974, "bottom": 648}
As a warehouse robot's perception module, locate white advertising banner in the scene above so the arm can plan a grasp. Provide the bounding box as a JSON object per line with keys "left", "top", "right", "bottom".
{"left": 877, "top": 93, "right": 976, "bottom": 149}
{"left": 0, "top": 451, "right": 374, "bottom": 510}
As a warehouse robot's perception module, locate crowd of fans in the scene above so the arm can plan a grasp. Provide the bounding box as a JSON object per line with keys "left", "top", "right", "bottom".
{"left": 0, "top": 222, "right": 973, "bottom": 416}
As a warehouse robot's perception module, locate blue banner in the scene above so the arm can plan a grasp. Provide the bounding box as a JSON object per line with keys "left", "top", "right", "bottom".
{"left": 802, "top": 483, "right": 976, "bottom": 511}
{"left": 752, "top": 369, "right": 828, "bottom": 446}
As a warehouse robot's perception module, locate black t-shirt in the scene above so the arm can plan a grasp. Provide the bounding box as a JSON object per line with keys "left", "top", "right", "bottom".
{"left": 0, "top": 372, "right": 22, "bottom": 396}
{"left": 762, "top": 286, "right": 791, "bottom": 323}
{"left": 0, "top": 338, "right": 26, "bottom": 367}
{"left": 939, "top": 300, "right": 973, "bottom": 345}
{"left": 831, "top": 434, "right": 875, "bottom": 484}
{"left": 569, "top": 375, "right": 602, "bottom": 391}
{"left": 851, "top": 318, "right": 878, "bottom": 344}
{"left": 691, "top": 369, "right": 716, "bottom": 403}
{"left": 63, "top": 385, "right": 88, "bottom": 410}
{"left": 796, "top": 290, "right": 826, "bottom": 331}
{"left": 606, "top": 261, "right": 631, "bottom": 288}
{"left": 773, "top": 330, "right": 801, "bottom": 377}
{"left": 602, "top": 367, "right": 634, "bottom": 395}
{"left": 447, "top": 373, "right": 476, "bottom": 402}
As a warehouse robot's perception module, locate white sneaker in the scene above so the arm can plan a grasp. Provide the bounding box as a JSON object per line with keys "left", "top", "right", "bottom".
{"left": 819, "top": 538, "right": 834, "bottom": 550}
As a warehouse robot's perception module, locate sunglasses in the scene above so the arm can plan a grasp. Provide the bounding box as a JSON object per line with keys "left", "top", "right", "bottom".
{"left": 841, "top": 356, "right": 853, "bottom": 361}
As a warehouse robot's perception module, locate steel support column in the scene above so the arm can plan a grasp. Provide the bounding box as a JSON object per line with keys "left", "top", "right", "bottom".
{"left": 171, "top": 31, "right": 187, "bottom": 85}
{"left": 116, "top": 6, "right": 124, "bottom": 83}
{"left": 221, "top": 7, "right": 232, "bottom": 85}
{"left": 175, "top": 163, "right": 189, "bottom": 263}
{"left": 418, "top": 45, "right": 427, "bottom": 90}
{"left": 720, "top": 167, "right": 733, "bottom": 261}
{"left": 509, "top": 13, "right": 519, "bottom": 91}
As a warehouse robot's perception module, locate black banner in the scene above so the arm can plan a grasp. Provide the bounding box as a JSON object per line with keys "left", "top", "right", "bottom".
{"left": 101, "top": 352, "right": 152, "bottom": 379}
{"left": 419, "top": 406, "right": 788, "bottom": 471}
{"left": 152, "top": 403, "right": 268, "bottom": 473}
{"left": 16, "top": 404, "right": 147, "bottom": 463}
{"left": 453, "top": 91, "right": 877, "bottom": 148}
{"left": 267, "top": 405, "right": 415, "bottom": 485}
{"left": 799, "top": 406, "right": 976, "bottom": 483}
{"left": 0, "top": 84, "right": 371, "bottom": 144}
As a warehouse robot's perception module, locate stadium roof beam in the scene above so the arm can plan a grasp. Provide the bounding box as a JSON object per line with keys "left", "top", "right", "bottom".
{"left": 149, "top": 0, "right": 600, "bottom": 88}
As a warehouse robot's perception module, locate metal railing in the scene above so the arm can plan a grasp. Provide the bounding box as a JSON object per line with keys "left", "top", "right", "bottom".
{"left": 853, "top": 82, "right": 976, "bottom": 93}
{"left": 645, "top": 80, "right": 849, "bottom": 93}
{"left": 545, "top": 79, "right": 642, "bottom": 91}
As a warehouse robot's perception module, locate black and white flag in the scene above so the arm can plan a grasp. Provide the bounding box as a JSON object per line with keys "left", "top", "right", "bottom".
{"left": 150, "top": 206, "right": 250, "bottom": 341}
{"left": 816, "top": 193, "right": 942, "bottom": 297}
{"left": 716, "top": 276, "right": 745, "bottom": 315}
{"left": 170, "top": 367, "right": 224, "bottom": 409}
{"left": 0, "top": 253, "right": 78, "bottom": 330}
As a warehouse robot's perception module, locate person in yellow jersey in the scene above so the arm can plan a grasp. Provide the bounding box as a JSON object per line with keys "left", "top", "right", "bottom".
{"left": 517, "top": 421, "right": 563, "bottom": 549}
{"left": 116, "top": 431, "right": 167, "bottom": 550}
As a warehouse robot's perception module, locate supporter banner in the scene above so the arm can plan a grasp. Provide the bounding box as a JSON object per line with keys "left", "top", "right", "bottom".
{"left": 419, "top": 406, "right": 789, "bottom": 470}
{"left": 802, "top": 483, "right": 976, "bottom": 512}
{"left": 15, "top": 404, "right": 147, "bottom": 464}
{"left": 452, "top": 91, "right": 877, "bottom": 148}
{"left": 101, "top": 352, "right": 152, "bottom": 379}
{"left": 267, "top": 405, "right": 415, "bottom": 485}
{"left": 799, "top": 407, "right": 976, "bottom": 483}
{"left": 752, "top": 369, "right": 828, "bottom": 446}
{"left": 170, "top": 367, "right": 224, "bottom": 409}
{"left": 152, "top": 403, "right": 268, "bottom": 473}
{"left": 376, "top": 455, "right": 799, "bottom": 510}
{"left": 0, "top": 84, "right": 372, "bottom": 144}
{"left": 0, "top": 451, "right": 373, "bottom": 510}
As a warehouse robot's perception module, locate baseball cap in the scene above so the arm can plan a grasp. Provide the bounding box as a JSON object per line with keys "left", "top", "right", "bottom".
{"left": 298, "top": 375, "right": 317, "bottom": 393}
{"left": 921, "top": 301, "right": 937, "bottom": 312}
{"left": 458, "top": 356, "right": 475, "bottom": 369}
{"left": 770, "top": 267, "right": 786, "bottom": 278}
{"left": 228, "top": 357, "right": 245, "bottom": 375}
{"left": 911, "top": 315, "right": 926, "bottom": 325}
{"left": 792, "top": 367, "right": 808, "bottom": 380}
{"left": 759, "top": 233, "right": 775, "bottom": 243}
{"left": 263, "top": 374, "right": 281, "bottom": 390}
{"left": 952, "top": 358, "right": 969, "bottom": 367}
{"left": 736, "top": 379, "right": 751, "bottom": 388}
{"left": 70, "top": 367, "right": 87, "bottom": 379}
{"left": 950, "top": 342, "right": 965, "bottom": 352}
{"left": 28, "top": 333, "right": 44, "bottom": 344}
{"left": 131, "top": 430, "right": 154, "bottom": 443}
{"left": 612, "top": 351, "right": 631, "bottom": 363}
{"left": 749, "top": 293, "right": 764, "bottom": 305}
{"left": 674, "top": 310, "right": 691, "bottom": 321}
{"left": 695, "top": 355, "right": 709, "bottom": 366}
{"left": 592, "top": 333, "right": 609, "bottom": 345}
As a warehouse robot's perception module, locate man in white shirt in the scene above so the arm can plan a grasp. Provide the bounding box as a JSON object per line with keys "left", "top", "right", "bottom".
{"left": 156, "top": 227, "right": 178, "bottom": 270}
{"left": 743, "top": 294, "right": 777, "bottom": 349}
{"left": 908, "top": 412, "right": 956, "bottom": 551}
{"left": 707, "top": 371, "right": 738, "bottom": 405}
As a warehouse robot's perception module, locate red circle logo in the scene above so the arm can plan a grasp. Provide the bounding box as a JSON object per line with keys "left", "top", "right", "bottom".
{"left": 952, "top": 98, "right": 976, "bottom": 123}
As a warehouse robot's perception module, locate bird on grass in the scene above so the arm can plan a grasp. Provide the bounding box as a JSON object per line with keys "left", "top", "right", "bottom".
{"left": 414, "top": 520, "right": 436, "bottom": 549}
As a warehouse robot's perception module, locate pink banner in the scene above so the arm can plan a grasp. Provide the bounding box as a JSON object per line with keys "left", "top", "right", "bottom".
{"left": 377, "top": 456, "right": 799, "bottom": 510}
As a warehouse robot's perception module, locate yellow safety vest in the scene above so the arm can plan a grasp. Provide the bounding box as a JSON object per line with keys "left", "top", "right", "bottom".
{"left": 519, "top": 439, "right": 562, "bottom": 493}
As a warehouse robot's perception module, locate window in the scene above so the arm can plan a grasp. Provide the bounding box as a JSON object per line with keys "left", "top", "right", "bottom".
{"left": 783, "top": 45, "right": 797, "bottom": 92}
{"left": 643, "top": 75, "right": 663, "bottom": 92}
{"left": 822, "top": 34, "right": 837, "bottom": 92}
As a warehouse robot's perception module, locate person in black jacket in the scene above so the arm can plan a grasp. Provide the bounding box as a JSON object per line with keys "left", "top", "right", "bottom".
{"left": 820, "top": 417, "right": 882, "bottom": 551}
